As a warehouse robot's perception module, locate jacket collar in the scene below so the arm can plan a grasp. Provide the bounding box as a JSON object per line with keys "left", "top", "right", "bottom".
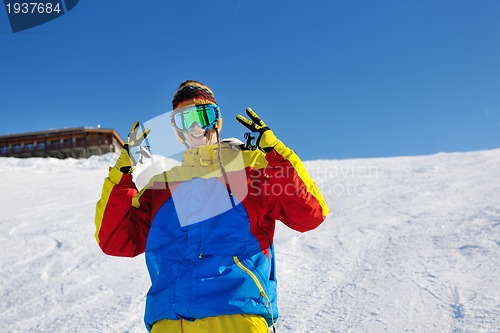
{"left": 181, "top": 138, "right": 243, "bottom": 168}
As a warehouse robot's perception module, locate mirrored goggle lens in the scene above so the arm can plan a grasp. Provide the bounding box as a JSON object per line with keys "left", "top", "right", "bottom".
{"left": 171, "top": 105, "right": 220, "bottom": 132}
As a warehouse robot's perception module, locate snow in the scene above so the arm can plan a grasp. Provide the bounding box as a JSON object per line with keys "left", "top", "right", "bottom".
{"left": 1, "top": 149, "right": 499, "bottom": 332}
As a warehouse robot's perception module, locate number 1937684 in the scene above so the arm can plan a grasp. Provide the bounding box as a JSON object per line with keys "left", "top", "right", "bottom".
{"left": 6, "top": 2, "right": 62, "bottom": 14}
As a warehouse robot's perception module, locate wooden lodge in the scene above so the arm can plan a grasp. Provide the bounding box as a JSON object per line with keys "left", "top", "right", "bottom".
{"left": 0, "top": 127, "right": 124, "bottom": 159}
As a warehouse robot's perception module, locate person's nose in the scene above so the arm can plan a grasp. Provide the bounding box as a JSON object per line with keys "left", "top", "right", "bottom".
{"left": 189, "top": 122, "right": 203, "bottom": 132}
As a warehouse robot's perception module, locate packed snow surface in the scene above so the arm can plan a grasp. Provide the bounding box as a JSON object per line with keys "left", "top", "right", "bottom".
{"left": 1, "top": 150, "right": 499, "bottom": 332}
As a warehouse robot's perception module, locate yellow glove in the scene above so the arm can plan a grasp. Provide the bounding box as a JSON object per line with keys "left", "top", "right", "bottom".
{"left": 236, "top": 108, "right": 279, "bottom": 152}
{"left": 115, "top": 121, "right": 151, "bottom": 174}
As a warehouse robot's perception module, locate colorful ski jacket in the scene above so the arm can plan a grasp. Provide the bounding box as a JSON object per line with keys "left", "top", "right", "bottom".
{"left": 94, "top": 138, "right": 328, "bottom": 331}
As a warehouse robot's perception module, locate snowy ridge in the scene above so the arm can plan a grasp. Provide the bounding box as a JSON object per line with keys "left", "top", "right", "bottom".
{"left": 1, "top": 150, "right": 499, "bottom": 332}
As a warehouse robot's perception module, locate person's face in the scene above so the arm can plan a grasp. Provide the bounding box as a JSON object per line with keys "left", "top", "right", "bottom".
{"left": 184, "top": 123, "right": 217, "bottom": 147}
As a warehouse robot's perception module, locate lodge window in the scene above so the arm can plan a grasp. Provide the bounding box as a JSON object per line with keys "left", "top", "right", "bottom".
{"left": 63, "top": 138, "right": 73, "bottom": 148}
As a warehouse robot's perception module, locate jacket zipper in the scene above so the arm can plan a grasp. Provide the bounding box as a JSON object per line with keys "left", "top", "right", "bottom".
{"left": 233, "top": 256, "right": 276, "bottom": 329}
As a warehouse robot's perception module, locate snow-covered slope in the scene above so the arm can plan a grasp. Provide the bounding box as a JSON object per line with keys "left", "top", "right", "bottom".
{"left": 1, "top": 150, "right": 499, "bottom": 332}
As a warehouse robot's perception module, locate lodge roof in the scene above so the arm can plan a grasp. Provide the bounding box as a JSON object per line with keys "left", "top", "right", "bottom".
{"left": 0, "top": 127, "right": 125, "bottom": 159}
{"left": 0, "top": 127, "right": 124, "bottom": 145}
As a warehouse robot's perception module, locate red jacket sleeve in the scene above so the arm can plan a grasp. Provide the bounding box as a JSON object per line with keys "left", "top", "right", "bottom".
{"left": 264, "top": 141, "right": 329, "bottom": 232}
{"left": 94, "top": 166, "right": 152, "bottom": 257}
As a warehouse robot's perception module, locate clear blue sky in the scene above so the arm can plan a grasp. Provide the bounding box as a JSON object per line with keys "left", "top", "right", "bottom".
{"left": 1, "top": 0, "right": 500, "bottom": 160}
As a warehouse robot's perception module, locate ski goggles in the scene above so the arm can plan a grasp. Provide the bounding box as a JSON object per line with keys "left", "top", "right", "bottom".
{"left": 170, "top": 104, "right": 221, "bottom": 133}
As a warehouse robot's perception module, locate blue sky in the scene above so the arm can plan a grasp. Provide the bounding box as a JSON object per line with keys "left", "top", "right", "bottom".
{"left": 1, "top": 0, "right": 499, "bottom": 160}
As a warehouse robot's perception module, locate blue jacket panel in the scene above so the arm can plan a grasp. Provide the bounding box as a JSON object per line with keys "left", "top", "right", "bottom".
{"left": 144, "top": 177, "right": 278, "bottom": 330}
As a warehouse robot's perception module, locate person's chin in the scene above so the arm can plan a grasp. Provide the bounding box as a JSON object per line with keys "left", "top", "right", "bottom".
{"left": 187, "top": 132, "right": 208, "bottom": 147}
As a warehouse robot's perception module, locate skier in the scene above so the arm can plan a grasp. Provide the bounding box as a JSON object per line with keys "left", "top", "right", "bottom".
{"left": 94, "top": 80, "right": 329, "bottom": 332}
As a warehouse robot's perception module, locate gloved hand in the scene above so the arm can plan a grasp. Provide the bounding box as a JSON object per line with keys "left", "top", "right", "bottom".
{"left": 236, "top": 108, "right": 280, "bottom": 152}
{"left": 115, "top": 121, "right": 151, "bottom": 174}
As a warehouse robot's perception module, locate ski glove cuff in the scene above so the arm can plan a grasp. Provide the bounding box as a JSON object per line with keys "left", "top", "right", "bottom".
{"left": 115, "top": 121, "right": 151, "bottom": 174}
{"left": 236, "top": 108, "right": 279, "bottom": 152}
